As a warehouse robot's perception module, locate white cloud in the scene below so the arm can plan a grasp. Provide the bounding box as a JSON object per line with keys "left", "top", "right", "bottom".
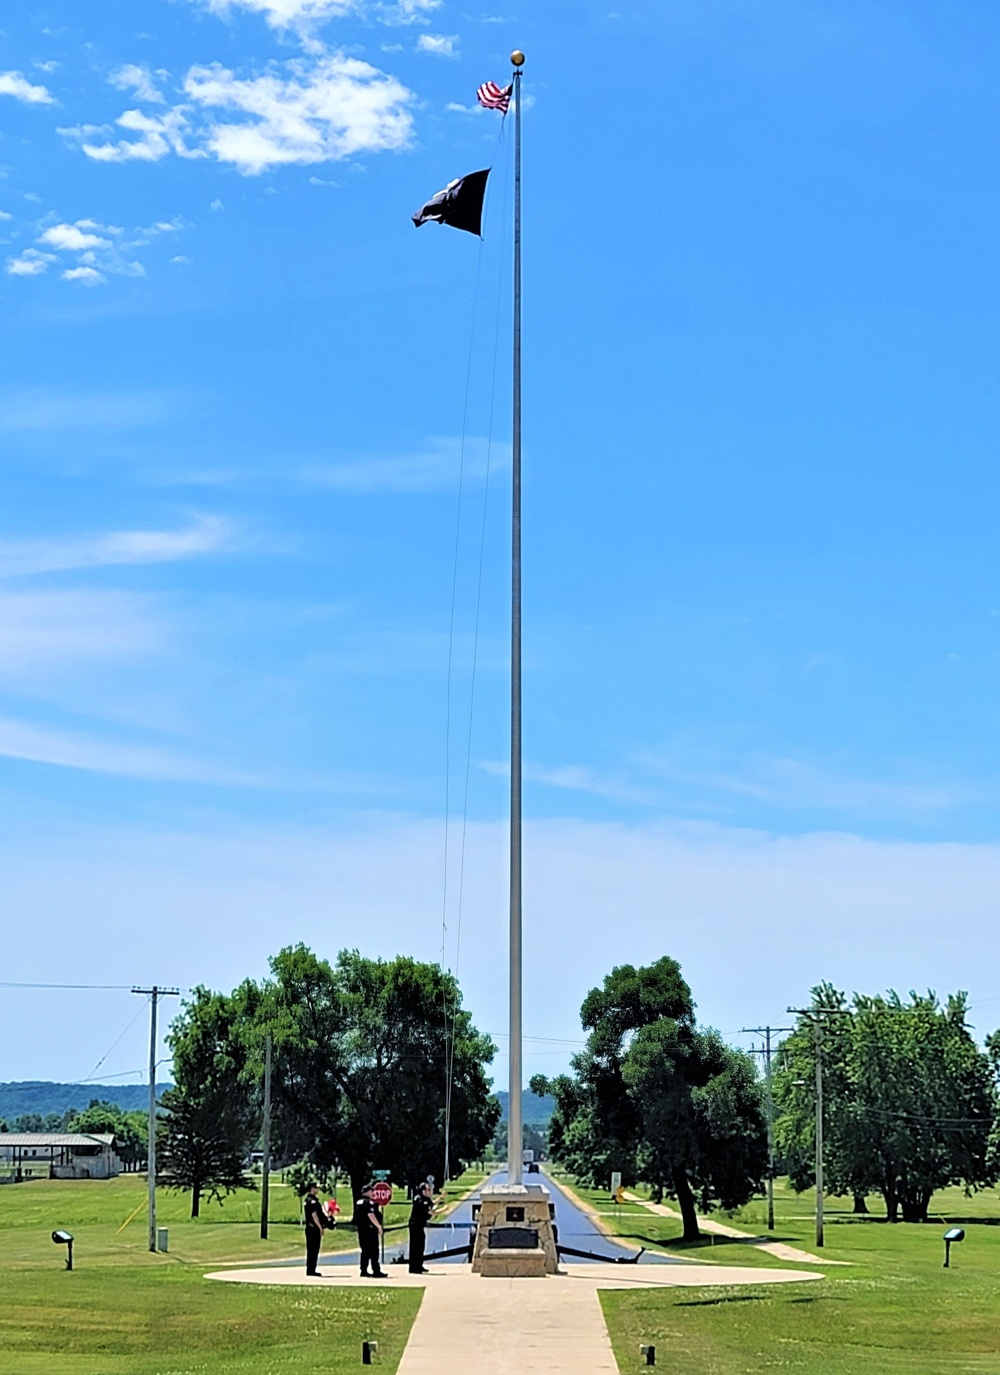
{"left": 60, "top": 266, "right": 106, "bottom": 286}
{"left": 0, "top": 70, "right": 53, "bottom": 105}
{"left": 183, "top": 54, "right": 414, "bottom": 174}
{"left": 72, "top": 54, "right": 413, "bottom": 176}
{"left": 39, "top": 222, "right": 110, "bottom": 252}
{"left": 109, "top": 64, "right": 166, "bottom": 105}
{"left": 34, "top": 60, "right": 61, "bottom": 74}
{"left": 379, "top": 0, "right": 441, "bottom": 23}
{"left": 5, "top": 249, "right": 55, "bottom": 277}
{"left": 192, "top": 0, "right": 441, "bottom": 34}
{"left": 416, "top": 32, "right": 459, "bottom": 56}
{"left": 198, "top": 0, "right": 356, "bottom": 27}
{"left": 75, "top": 107, "right": 199, "bottom": 163}
{"left": 7, "top": 215, "right": 188, "bottom": 287}
{"left": 0, "top": 516, "right": 238, "bottom": 579}
{"left": 0, "top": 211, "right": 12, "bottom": 222}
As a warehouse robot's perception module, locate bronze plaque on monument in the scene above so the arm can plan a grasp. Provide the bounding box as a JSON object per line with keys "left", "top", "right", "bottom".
{"left": 488, "top": 1226, "right": 539, "bottom": 1249}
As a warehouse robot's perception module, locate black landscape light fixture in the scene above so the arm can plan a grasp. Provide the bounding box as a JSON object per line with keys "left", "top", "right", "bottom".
{"left": 943, "top": 1227, "right": 965, "bottom": 1268}
{"left": 639, "top": 1344, "right": 656, "bottom": 1366}
{"left": 52, "top": 1230, "right": 74, "bottom": 1271}
{"left": 362, "top": 1339, "right": 379, "bottom": 1364}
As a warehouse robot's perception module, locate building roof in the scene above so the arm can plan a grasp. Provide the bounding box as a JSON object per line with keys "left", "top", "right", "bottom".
{"left": 0, "top": 1133, "right": 115, "bottom": 1148}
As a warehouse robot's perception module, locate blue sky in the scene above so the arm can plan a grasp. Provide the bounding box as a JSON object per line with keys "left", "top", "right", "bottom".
{"left": 3, "top": 0, "right": 1000, "bottom": 1091}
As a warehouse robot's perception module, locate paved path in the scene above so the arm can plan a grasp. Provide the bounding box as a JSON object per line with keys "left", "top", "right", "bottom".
{"left": 622, "top": 1191, "right": 850, "bottom": 1265}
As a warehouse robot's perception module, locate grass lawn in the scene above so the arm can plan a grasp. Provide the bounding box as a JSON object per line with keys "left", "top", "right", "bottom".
{"left": 552, "top": 1172, "right": 1000, "bottom": 1372}
{"left": 0, "top": 1170, "right": 492, "bottom": 1374}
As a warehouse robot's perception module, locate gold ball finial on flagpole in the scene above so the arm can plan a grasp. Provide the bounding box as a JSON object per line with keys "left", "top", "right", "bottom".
{"left": 511, "top": 50, "right": 525, "bottom": 66}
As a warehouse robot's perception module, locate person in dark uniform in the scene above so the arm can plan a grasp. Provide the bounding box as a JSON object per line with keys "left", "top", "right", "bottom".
{"left": 356, "top": 1183, "right": 386, "bottom": 1278}
{"left": 303, "top": 1181, "right": 327, "bottom": 1276}
{"left": 408, "top": 1182, "right": 435, "bottom": 1274}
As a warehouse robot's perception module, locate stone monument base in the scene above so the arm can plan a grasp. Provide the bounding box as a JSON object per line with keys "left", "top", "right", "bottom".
{"left": 471, "top": 1181, "right": 560, "bottom": 1277}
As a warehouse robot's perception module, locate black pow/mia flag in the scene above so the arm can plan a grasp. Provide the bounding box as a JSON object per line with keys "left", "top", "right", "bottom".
{"left": 412, "top": 169, "right": 490, "bottom": 236}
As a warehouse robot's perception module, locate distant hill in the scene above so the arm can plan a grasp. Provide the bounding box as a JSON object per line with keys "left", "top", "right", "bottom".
{"left": 0, "top": 1081, "right": 173, "bottom": 1121}
{"left": 496, "top": 1089, "right": 554, "bottom": 1125}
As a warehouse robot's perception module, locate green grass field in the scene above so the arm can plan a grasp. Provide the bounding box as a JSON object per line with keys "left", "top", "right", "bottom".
{"left": 552, "top": 1172, "right": 1000, "bottom": 1372}
{"left": 0, "top": 1170, "right": 482, "bottom": 1375}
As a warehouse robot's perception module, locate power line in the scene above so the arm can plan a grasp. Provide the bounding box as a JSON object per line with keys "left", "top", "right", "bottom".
{"left": 0, "top": 981, "right": 134, "bottom": 990}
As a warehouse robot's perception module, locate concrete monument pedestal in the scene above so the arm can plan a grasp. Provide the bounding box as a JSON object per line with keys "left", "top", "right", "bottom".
{"left": 471, "top": 1182, "right": 559, "bottom": 1277}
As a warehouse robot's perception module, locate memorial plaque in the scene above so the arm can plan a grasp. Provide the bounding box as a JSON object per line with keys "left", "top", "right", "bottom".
{"left": 488, "top": 1226, "right": 539, "bottom": 1250}
{"left": 505, "top": 1206, "right": 525, "bottom": 1223}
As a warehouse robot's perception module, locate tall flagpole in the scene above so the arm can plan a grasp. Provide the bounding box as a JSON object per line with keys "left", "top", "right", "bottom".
{"left": 507, "top": 48, "right": 525, "bottom": 1189}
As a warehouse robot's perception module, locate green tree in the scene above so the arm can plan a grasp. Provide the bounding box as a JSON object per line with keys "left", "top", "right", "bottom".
{"left": 775, "top": 988, "right": 997, "bottom": 1222}
{"left": 243, "top": 945, "right": 499, "bottom": 1201}
{"left": 535, "top": 958, "right": 767, "bottom": 1240}
{"left": 67, "top": 1100, "right": 146, "bottom": 1170}
{"left": 160, "top": 988, "right": 258, "bottom": 1217}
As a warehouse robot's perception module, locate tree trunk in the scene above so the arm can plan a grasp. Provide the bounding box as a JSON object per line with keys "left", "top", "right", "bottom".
{"left": 349, "top": 1170, "right": 367, "bottom": 1221}
{"left": 882, "top": 1183, "right": 898, "bottom": 1223}
{"left": 650, "top": 1183, "right": 663, "bottom": 1204}
{"left": 852, "top": 1192, "right": 869, "bottom": 1214}
{"left": 673, "top": 1168, "right": 700, "bottom": 1242}
{"left": 191, "top": 1185, "right": 201, "bottom": 1219}
{"left": 900, "top": 1191, "right": 931, "bottom": 1223}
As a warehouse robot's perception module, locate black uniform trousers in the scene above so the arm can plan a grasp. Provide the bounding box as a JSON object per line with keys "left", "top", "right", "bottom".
{"left": 408, "top": 1224, "right": 426, "bottom": 1273}
{"left": 305, "top": 1225, "right": 323, "bottom": 1275}
{"left": 360, "top": 1228, "right": 382, "bottom": 1275}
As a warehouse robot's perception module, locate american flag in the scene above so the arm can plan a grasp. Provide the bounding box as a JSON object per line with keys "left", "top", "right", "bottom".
{"left": 477, "top": 80, "right": 511, "bottom": 113}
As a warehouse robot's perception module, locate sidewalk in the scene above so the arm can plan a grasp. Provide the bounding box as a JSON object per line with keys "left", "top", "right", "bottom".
{"left": 208, "top": 1260, "right": 822, "bottom": 1375}
{"left": 622, "top": 1191, "right": 850, "bottom": 1265}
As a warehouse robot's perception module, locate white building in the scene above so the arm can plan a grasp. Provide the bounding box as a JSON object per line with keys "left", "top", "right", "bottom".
{"left": 0, "top": 1132, "right": 122, "bottom": 1181}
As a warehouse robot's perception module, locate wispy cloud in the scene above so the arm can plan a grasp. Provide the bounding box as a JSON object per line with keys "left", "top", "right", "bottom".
{"left": 416, "top": 33, "right": 459, "bottom": 56}
{"left": 303, "top": 436, "right": 509, "bottom": 493}
{"left": 0, "top": 70, "right": 53, "bottom": 105}
{"left": 479, "top": 759, "right": 665, "bottom": 807}
{"left": 639, "top": 748, "right": 972, "bottom": 817}
{"left": 0, "top": 714, "right": 252, "bottom": 784}
{"left": 0, "top": 517, "right": 238, "bottom": 580}
{"left": 0, "top": 591, "right": 162, "bottom": 672}
{"left": 68, "top": 54, "right": 415, "bottom": 176}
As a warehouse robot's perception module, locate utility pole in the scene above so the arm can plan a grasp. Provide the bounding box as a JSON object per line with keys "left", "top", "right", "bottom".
{"left": 260, "top": 1033, "right": 272, "bottom": 1241}
{"left": 133, "top": 985, "right": 179, "bottom": 1253}
{"left": 742, "top": 1025, "right": 791, "bottom": 1232}
{"left": 788, "top": 1007, "right": 850, "bottom": 1249}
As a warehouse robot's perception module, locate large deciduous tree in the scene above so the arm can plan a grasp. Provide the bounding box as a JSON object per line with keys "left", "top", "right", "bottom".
{"left": 775, "top": 986, "right": 997, "bottom": 1222}
{"left": 534, "top": 957, "right": 766, "bottom": 1241}
{"left": 161, "top": 988, "right": 258, "bottom": 1217}
{"left": 243, "top": 945, "right": 499, "bottom": 1202}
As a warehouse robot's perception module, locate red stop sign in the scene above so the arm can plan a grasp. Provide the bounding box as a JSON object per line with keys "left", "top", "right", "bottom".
{"left": 370, "top": 1181, "right": 392, "bottom": 1207}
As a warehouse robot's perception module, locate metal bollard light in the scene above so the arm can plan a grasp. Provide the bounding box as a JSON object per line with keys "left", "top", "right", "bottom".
{"left": 52, "top": 1231, "right": 74, "bottom": 1271}
{"left": 639, "top": 1344, "right": 656, "bottom": 1366}
{"left": 943, "top": 1227, "right": 965, "bottom": 1268}
{"left": 362, "top": 1340, "right": 379, "bottom": 1364}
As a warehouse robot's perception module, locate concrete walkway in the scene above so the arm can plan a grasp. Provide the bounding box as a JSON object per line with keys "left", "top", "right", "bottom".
{"left": 207, "top": 1260, "right": 822, "bottom": 1375}
{"left": 622, "top": 1191, "right": 850, "bottom": 1265}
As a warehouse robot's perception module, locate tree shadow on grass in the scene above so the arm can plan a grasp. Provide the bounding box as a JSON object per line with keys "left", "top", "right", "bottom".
{"left": 674, "top": 1294, "right": 765, "bottom": 1307}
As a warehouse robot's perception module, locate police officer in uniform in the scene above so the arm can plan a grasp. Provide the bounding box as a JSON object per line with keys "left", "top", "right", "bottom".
{"left": 356, "top": 1183, "right": 386, "bottom": 1278}
{"left": 408, "top": 1181, "right": 435, "bottom": 1274}
{"left": 303, "top": 1181, "right": 327, "bottom": 1276}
